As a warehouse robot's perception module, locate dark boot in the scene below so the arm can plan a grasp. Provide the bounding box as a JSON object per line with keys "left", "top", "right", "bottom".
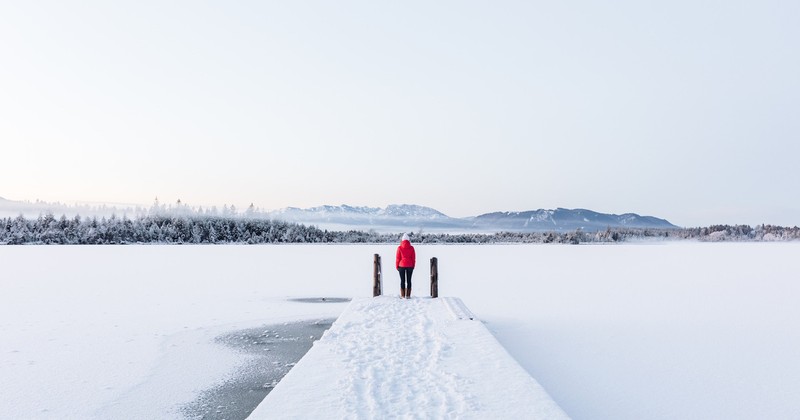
{"left": 406, "top": 288, "right": 411, "bottom": 299}
{"left": 401, "top": 288, "right": 406, "bottom": 298}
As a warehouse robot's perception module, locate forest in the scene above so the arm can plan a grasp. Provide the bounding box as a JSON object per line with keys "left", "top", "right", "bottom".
{"left": 1, "top": 213, "right": 798, "bottom": 245}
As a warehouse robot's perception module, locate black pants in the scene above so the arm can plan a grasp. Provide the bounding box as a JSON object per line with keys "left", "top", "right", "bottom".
{"left": 398, "top": 267, "right": 413, "bottom": 289}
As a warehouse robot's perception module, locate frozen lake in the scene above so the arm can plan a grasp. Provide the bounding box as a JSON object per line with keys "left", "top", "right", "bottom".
{"left": 2, "top": 243, "right": 799, "bottom": 419}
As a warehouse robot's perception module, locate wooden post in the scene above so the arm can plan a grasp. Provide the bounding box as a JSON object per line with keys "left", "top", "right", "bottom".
{"left": 430, "top": 257, "right": 438, "bottom": 298}
{"left": 373, "top": 254, "right": 382, "bottom": 297}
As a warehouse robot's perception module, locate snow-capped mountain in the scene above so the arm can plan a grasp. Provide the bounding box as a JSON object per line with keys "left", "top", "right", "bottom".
{"left": 267, "top": 204, "right": 457, "bottom": 231}
{"left": 267, "top": 204, "right": 678, "bottom": 232}
{"left": 469, "top": 208, "right": 677, "bottom": 232}
{"left": 274, "top": 204, "right": 448, "bottom": 219}
{"left": 381, "top": 204, "right": 448, "bottom": 219}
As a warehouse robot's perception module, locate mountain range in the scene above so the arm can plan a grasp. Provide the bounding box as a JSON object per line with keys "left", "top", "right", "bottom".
{"left": 267, "top": 204, "right": 679, "bottom": 232}
{"left": 0, "top": 196, "right": 678, "bottom": 232}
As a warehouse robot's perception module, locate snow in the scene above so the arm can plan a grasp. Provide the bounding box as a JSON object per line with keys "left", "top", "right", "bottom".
{"left": 249, "top": 296, "right": 567, "bottom": 419}
{"left": 2, "top": 243, "right": 800, "bottom": 419}
{"left": 1, "top": 246, "right": 352, "bottom": 418}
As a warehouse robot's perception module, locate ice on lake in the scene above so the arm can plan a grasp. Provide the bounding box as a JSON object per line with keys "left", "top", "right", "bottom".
{"left": 1, "top": 243, "right": 799, "bottom": 419}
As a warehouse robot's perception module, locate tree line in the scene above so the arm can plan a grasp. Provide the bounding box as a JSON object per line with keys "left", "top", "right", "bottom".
{"left": 1, "top": 213, "right": 798, "bottom": 245}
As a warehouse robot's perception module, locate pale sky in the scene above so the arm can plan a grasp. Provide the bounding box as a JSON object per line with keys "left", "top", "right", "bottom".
{"left": 1, "top": 1, "right": 798, "bottom": 227}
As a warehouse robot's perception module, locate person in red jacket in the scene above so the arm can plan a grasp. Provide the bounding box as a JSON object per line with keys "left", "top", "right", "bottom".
{"left": 395, "top": 233, "right": 416, "bottom": 299}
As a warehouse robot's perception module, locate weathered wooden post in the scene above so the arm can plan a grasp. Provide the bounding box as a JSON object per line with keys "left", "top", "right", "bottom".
{"left": 373, "top": 254, "right": 382, "bottom": 297}
{"left": 430, "top": 257, "right": 438, "bottom": 298}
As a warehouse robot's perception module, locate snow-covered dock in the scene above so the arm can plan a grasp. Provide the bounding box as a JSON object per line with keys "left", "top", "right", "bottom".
{"left": 248, "top": 296, "right": 568, "bottom": 419}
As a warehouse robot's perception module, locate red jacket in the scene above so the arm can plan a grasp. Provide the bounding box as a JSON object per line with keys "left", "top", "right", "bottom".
{"left": 396, "top": 240, "right": 416, "bottom": 269}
